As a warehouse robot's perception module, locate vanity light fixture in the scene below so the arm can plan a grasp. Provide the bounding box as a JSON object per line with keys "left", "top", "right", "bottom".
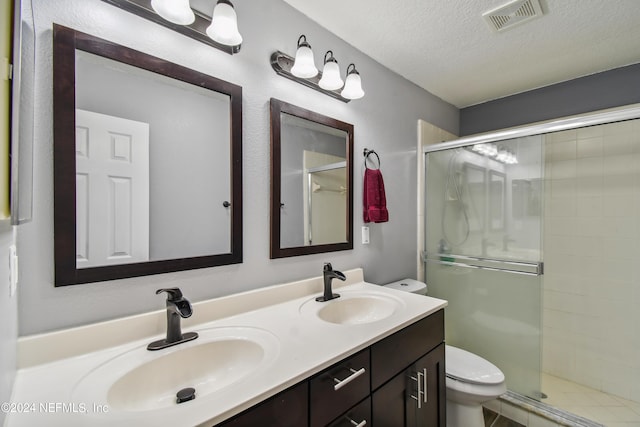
{"left": 290, "top": 35, "right": 318, "bottom": 78}
{"left": 105, "top": 0, "right": 243, "bottom": 54}
{"left": 270, "top": 36, "right": 364, "bottom": 103}
{"left": 150, "top": 0, "right": 195, "bottom": 25}
{"left": 206, "top": 0, "right": 243, "bottom": 47}
{"left": 318, "top": 51, "right": 344, "bottom": 90}
{"left": 341, "top": 64, "right": 365, "bottom": 100}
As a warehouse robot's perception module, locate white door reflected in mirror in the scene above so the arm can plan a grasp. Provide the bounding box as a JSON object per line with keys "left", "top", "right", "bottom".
{"left": 75, "top": 110, "right": 150, "bottom": 268}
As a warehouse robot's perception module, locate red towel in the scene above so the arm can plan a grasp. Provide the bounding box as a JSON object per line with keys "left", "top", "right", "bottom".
{"left": 363, "top": 168, "right": 389, "bottom": 223}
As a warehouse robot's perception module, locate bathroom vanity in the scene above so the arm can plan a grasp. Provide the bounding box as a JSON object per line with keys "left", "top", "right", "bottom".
{"left": 219, "top": 310, "right": 445, "bottom": 427}
{"left": 8, "top": 269, "right": 446, "bottom": 427}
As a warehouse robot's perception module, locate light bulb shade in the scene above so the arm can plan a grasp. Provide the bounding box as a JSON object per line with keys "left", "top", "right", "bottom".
{"left": 319, "top": 61, "right": 343, "bottom": 90}
{"left": 318, "top": 52, "right": 343, "bottom": 90}
{"left": 206, "top": 0, "right": 243, "bottom": 46}
{"left": 151, "top": 0, "right": 195, "bottom": 25}
{"left": 341, "top": 64, "right": 364, "bottom": 99}
{"left": 290, "top": 36, "right": 318, "bottom": 78}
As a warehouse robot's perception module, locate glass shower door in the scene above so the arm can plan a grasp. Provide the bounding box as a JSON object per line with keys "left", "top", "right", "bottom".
{"left": 424, "top": 136, "right": 544, "bottom": 399}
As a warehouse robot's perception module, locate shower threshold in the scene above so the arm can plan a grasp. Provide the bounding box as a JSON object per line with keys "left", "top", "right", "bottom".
{"left": 501, "top": 391, "right": 605, "bottom": 427}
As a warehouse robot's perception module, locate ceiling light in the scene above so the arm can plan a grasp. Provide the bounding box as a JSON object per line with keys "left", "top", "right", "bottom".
{"left": 290, "top": 35, "right": 318, "bottom": 78}
{"left": 150, "top": 0, "right": 195, "bottom": 25}
{"left": 318, "top": 51, "right": 344, "bottom": 90}
{"left": 341, "top": 63, "right": 364, "bottom": 100}
{"left": 206, "top": 0, "right": 243, "bottom": 47}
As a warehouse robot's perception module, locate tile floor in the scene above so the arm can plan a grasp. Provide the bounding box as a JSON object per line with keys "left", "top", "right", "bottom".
{"left": 484, "top": 407, "right": 526, "bottom": 427}
{"left": 542, "top": 373, "right": 640, "bottom": 427}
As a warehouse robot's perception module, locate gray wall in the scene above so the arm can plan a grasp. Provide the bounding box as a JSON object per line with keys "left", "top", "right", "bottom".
{"left": 0, "top": 223, "right": 16, "bottom": 426}
{"left": 460, "top": 63, "right": 640, "bottom": 136}
{"left": 17, "top": 0, "right": 458, "bottom": 335}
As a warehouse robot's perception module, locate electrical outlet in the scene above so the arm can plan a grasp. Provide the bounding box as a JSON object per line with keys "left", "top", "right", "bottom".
{"left": 362, "top": 226, "right": 370, "bottom": 245}
{"left": 9, "top": 245, "right": 17, "bottom": 297}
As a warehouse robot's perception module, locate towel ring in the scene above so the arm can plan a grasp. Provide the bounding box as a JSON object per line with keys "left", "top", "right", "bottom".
{"left": 363, "top": 148, "right": 380, "bottom": 169}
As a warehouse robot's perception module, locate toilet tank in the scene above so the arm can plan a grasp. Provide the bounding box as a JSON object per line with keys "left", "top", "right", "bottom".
{"left": 383, "top": 278, "right": 427, "bottom": 295}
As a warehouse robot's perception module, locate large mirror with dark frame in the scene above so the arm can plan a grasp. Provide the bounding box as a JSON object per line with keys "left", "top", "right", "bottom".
{"left": 270, "top": 98, "right": 354, "bottom": 259}
{"left": 53, "top": 24, "right": 243, "bottom": 286}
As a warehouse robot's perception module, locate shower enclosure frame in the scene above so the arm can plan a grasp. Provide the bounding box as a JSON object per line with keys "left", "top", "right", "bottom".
{"left": 422, "top": 103, "right": 640, "bottom": 425}
{"left": 423, "top": 104, "right": 640, "bottom": 156}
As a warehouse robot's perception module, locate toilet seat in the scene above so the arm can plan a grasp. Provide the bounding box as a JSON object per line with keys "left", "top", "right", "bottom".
{"left": 445, "top": 345, "right": 504, "bottom": 385}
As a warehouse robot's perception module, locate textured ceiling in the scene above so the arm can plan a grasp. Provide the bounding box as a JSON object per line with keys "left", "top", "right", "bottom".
{"left": 281, "top": 0, "right": 640, "bottom": 108}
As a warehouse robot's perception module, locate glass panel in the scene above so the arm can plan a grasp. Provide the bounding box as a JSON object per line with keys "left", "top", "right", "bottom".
{"left": 541, "top": 119, "right": 640, "bottom": 409}
{"left": 424, "top": 135, "right": 544, "bottom": 399}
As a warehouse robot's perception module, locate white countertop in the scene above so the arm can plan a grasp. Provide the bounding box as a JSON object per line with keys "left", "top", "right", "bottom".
{"left": 5, "top": 270, "right": 446, "bottom": 427}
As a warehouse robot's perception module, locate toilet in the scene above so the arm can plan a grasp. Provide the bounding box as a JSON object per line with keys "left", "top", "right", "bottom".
{"left": 384, "top": 279, "right": 507, "bottom": 427}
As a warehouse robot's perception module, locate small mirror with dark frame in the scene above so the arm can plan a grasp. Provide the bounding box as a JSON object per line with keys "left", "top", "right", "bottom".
{"left": 53, "top": 24, "right": 243, "bottom": 286}
{"left": 270, "top": 98, "right": 354, "bottom": 259}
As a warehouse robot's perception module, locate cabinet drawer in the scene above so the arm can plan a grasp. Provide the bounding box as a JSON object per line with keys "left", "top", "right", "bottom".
{"left": 328, "top": 397, "right": 371, "bottom": 427}
{"left": 310, "top": 349, "right": 370, "bottom": 427}
{"left": 215, "top": 382, "right": 308, "bottom": 427}
{"left": 371, "top": 309, "right": 444, "bottom": 390}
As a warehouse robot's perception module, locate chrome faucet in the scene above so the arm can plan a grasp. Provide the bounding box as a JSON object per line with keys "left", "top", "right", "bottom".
{"left": 148, "top": 288, "right": 199, "bottom": 351}
{"left": 316, "top": 263, "right": 346, "bottom": 302}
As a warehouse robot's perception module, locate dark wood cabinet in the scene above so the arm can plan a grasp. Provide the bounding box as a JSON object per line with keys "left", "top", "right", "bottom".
{"left": 214, "top": 309, "right": 445, "bottom": 427}
{"left": 373, "top": 343, "right": 445, "bottom": 427}
{"left": 216, "top": 382, "right": 308, "bottom": 427}
{"left": 310, "top": 349, "right": 370, "bottom": 427}
{"left": 371, "top": 310, "right": 446, "bottom": 427}
{"left": 328, "top": 397, "right": 371, "bottom": 427}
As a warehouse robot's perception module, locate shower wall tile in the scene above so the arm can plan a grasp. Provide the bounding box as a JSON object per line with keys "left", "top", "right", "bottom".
{"left": 550, "top": 160, "right": 577, "bottom": 180}
{"left": 604, "top": 155, "right": 636, "bottom": 175}
{"left": 576, "top": 157, "right": 603, "bottom": 177}
{"left": 603, "top": 195, "right": 635, "bottom": 216}
{"left": 549, "top": 197, "right": 576, "bottom": 217}
{"left": 551, "top": 178, "right": 576, "bottom": 198}
{"left": 547, "top": 129, "right": 577, "bottom": 143}
{"left": 575, "top": 176, "right": 604, "bottom": 198}
{"left": 542, "top": 118, "right": 640, "bottom": 404}
{"left": 577, "top": 136, "right": 603, "bottom": 158}
{"left": 576, "top": 196, "right": 604, "bottom": 217}
{"left": 603, "top": 238, "right": 635, "bottom": 260}
{"left": 551, "top": 140, "right": 577, "bottom": 161}
{"left": 603, "top": 133, "right": 635, "bottom": 156}
{"left": 577, "top": 125, "right": 603, "bottom": 139}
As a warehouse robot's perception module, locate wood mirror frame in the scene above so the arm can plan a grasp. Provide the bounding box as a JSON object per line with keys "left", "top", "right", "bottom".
{"left": 53, "top": 24, "right": 243, "bottom": 286}
{"left": 270, "top": 98, "right": 354, "bottom": 259}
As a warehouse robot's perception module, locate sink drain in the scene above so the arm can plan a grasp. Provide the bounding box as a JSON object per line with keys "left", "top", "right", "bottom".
{"left": 176, "top": 387, "right": 196, "bottom": 404}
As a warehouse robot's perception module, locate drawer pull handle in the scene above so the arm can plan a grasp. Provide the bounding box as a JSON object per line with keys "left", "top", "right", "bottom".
{"left": 346, "top": 416, "right": 367, "bottom": 427}
{"left": 333, "top": 367, "right": 366, "bottom": 391}
{"left": 423, "top": 368, "right": 428, "bottom": 403}
{"left": 409, "top": 369, "right": 428, "bottom": 408}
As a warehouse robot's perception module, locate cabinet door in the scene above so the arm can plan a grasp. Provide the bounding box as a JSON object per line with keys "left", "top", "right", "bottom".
{"left": 407, "top": 343, "right": 446, "bottom": 427}
{"left": 372, "top": 343, "right": 446, "bottom": 427}
{"left": 216, "top": 382, "right": 308, "bottom": 427}
{"left": 372, "top": 367, "right": 407, "bottom": 426}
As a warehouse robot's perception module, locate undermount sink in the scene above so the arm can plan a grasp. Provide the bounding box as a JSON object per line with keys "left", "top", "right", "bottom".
{"left": 72, "top": 327, "right": 279, "bottom": 412}
{"left": 300, "top": 290, "right": 405, "bottom": 325}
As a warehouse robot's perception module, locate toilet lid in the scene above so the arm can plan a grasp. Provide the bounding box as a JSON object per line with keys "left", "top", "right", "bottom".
{"left": 445, "top": 345, "right": 505, "bottom": 385}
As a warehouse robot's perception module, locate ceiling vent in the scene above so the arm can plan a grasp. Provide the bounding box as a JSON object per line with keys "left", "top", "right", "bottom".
{"left": 482, "top": 0, "right": 544, "bottom": 33}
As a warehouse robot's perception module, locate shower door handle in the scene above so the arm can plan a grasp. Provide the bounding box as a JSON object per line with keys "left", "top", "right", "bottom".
{"left": 422, "top": 251, "right": 543, "bottom": 276}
